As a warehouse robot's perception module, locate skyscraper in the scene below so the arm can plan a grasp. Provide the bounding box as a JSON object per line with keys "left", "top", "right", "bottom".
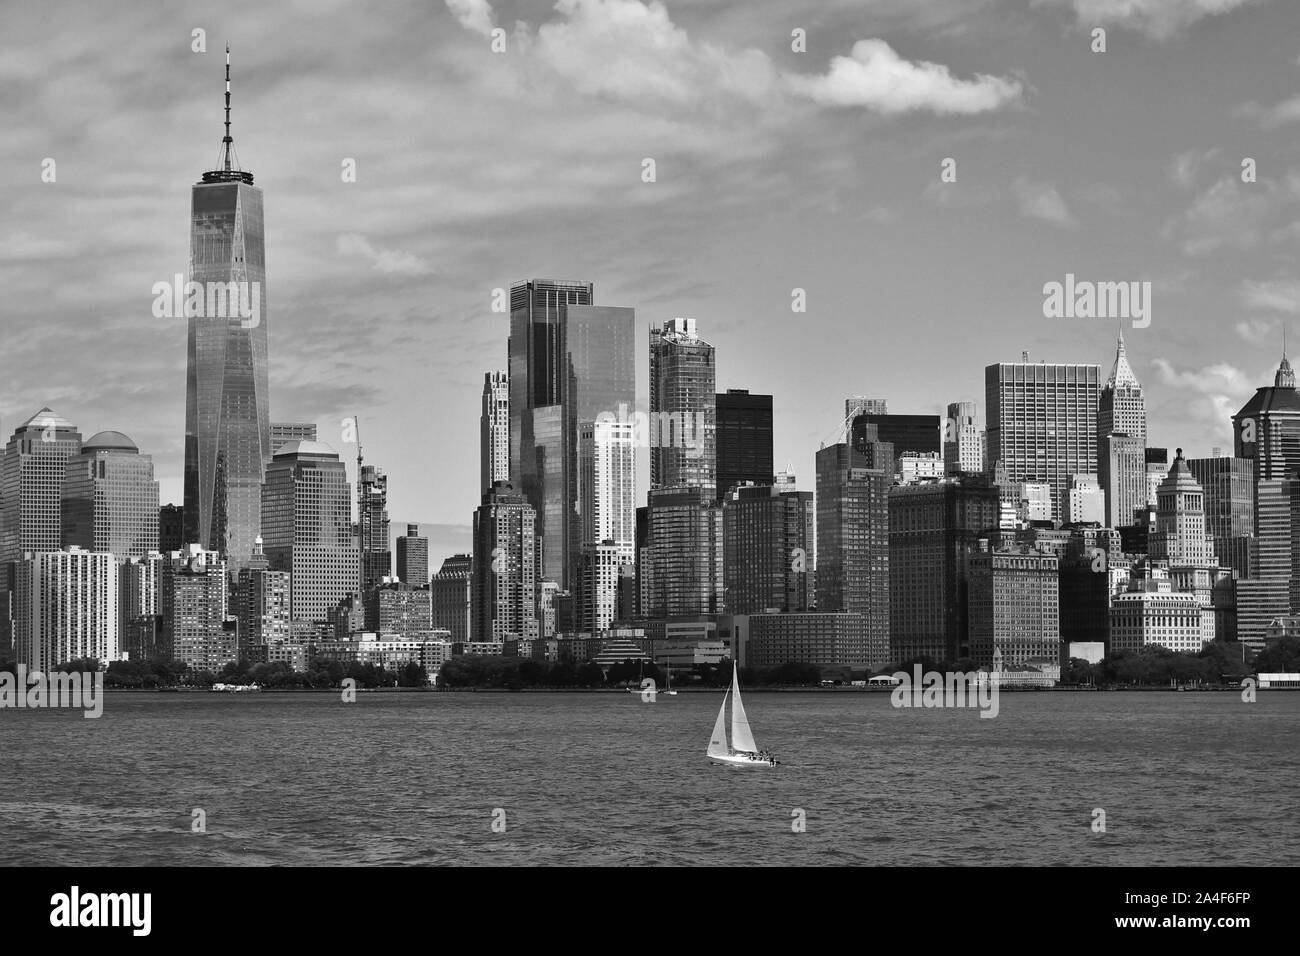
{"left": 815, "top": 428, "right": 892, "bottom": 665}
{"left": 396, "top": 524, "right": 429, "bottom": 585}
{"left": 261, "top": 441, "right": 358, "bottom": 632}
{"left": 968, "top": 545, "right": 1060, "bottom": 669}
{"left": 15, "top": 547, "right": 118, "bottom": 670}
{"left": 430, "top": 553, "right": 472, "bottom": 644}
{"left": 183, "top": 48, "right": 271, "bottom": 569}
{"left": 358, "top": 464, "right": 391, "bottom": 590}
{"left": 722, "top": 480, "right": 814, "bottom": 614}
{"left": 943, "top": 401, "right": 984, "bottom": 476}
{"left": 716, "top": 389, "right": 774, "bottom": 502}
{"left": 649, "top": 318, "right": 716, "bottom": 493}
{"left": 1187, "top": 454, "right": 1254, "bottom": 576}
{"left": 986, "top": 360, "right": 1100, "bottom": 521}
{"left": 162, "top": 545, "right": 234, "bottom": 671}
{"left": 158, "top": 504, "right": 185, "bottom": 553}
{"left": 852, "top": 414, "right": 940, "bottom": 464}
{"left": 1, "top": 408, "right": 83, "bottom": 566}
{"left": 61, "top": 431, "right": 160, "bottom": 559}
{"left": 1148, "top": 450, "right": 1216, "bottom": 567}
{"left": 1096, "top": 334, "right": 1147, "bottom": 528}
{"left": 641, "top": 486, "right": 724, "bottom": 617}
{"left": 579, "top": 418, "right": 636, "bottom": 561}
{"left": 471, "top": 481, "right": 539, "bottom": 642}
{"left": 480, "top": 370, "right": 509, "bottom": 494}
{"left": 270, "top": 422, "right": 316, "bottom": 454}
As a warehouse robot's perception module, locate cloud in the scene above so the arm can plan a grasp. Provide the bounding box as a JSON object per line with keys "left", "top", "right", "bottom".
{"left": 1237, "top": 94, "right": 1300, "bottom": 129}
{"left": 1041, "top": 0, "right": 1268, "bottom": 40}
{"left": 1169, "top": 147, "right": 1220, "bottom": 190}
{"left": 1151, "top": 357, "right": 1257, "bottom": 439}
{"left": 1166, "top": 172, "right": 1300, "bottom": 256}
{"left": 1011, "top": 177, "right": 1076, "bottom": 227}
{"left": 445, "top": 0, "right": 495, "bottom": 36}
{"left": 336, "top": 233, "right": 433, "bottom": 276}
{"left": 453, "top": 1, "right": 1021, "bottom": 117}
{"left": 1235, "top": 317, "right": 1280, "bottom": 344}
{"left": 1240, "top": 278, "right": 1300, "bottom": 313}
{"left": 791, "top": 39, "right": 1022, "bottom": 114}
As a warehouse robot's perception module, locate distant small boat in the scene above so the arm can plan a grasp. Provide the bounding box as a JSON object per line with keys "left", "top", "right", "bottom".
{"left": 707, "top": 667, "right": 776, "bottom": 767}
{"left": 664, "top": 664, "right": 677, "bottom": 696}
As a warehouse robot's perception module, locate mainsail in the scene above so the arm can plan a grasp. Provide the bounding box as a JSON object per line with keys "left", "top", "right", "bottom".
{"left": 707, "top": 691, "right": 730, "bottom": 757}
{"left": 730, "top": 667, "right": 758, "bottom": 753}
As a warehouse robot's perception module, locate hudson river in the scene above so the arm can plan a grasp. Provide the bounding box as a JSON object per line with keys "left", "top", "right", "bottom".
{"left": 2, "top": 690, "right": 1296, "bottom": 866}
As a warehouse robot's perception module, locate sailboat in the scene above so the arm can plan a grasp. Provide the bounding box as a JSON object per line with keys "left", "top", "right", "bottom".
{"left": 664, "top": 664, "right": 677, "bottom": 696}
{"left": 707, "top": 666, "right": 776, "bottom": 766}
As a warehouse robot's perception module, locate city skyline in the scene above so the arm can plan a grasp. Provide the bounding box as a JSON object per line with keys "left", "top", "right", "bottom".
{"left": 5, "top": 2, "right": 1300, "bottom": 569}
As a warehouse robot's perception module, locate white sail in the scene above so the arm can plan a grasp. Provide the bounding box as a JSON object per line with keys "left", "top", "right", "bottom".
{"left": 707, "top": 691, "right": 730, "bottom": 757}
{"left": 730, "top": 667, "right": 758, "bottom": 753}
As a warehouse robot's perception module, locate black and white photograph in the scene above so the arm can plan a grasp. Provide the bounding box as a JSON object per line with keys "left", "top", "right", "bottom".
{"left": 1, "top": 0, "right": 1295, "bottom": 924}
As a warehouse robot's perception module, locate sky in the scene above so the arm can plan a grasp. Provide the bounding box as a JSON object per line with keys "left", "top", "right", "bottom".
{"left": 3, "top": 0, "right": 1299, "bottom": 567}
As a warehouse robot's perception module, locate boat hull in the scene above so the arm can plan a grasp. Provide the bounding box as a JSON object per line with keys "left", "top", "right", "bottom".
{"left": 708, "top": 752, "right": 776, "bottom": 767}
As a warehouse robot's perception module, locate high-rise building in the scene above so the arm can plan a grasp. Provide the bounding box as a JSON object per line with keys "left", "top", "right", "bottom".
{"left": 649, "top": 318, "right": 716, "bottom": 494}
{"left": 579, "top": 418, "right": 636, "bottom": 562}
{"left": 396, "top": 524, "right": 429, "bottom": 585}
{"left": 1232, "top": 352, "right": 1300, "bottom": 649}
{"left": 844, "top": 398, "right": 887, "bottom": 440}
{"left": 944, "top": 401, "right": 984, "bottom": 475}
{"left": 723, "top": 480, "right": 814, "bottom": 615}
{"left": 888, "top": 477, "right": 1001, "bottom": 663}
{"left": 852, "top": 414, "right": 940, "bottom": 465}
{"left": 576, "top": 541, "right": 625, "bottom": 635}
{"left": 120, "top": 551, "right": 165, "bottom": 662}
{"left": 61, "top": 431, "right": 160, "bottom": 559}
{"left": 968, "top": 545, "right": 1060, "bottom": 669}
{"left": 183, "top": 49, "right": 270, "bottom": 569}
{"left": 1067, "top": 474, "right": 1105, "bottom": 525}
{"left": 716, "top": 389, "right": 773, "bottom": 502}
{"left": 158, "top": 504, "right": 185, "bottom": 553}
{"left": 162, "top": 545, "right": 234, "bottom": 671}
{"left": 270, "top": 422, "right": 316, "bottom": 454}
{"left": 358, "top": 465, "right": 391, "bottom": 591}
{"left": 986, "top": 360, "right": 1101, "bottom": 522}
{"left": 1, "top": 408, "right": 83, "bottom": 566}
{"left": 1148, "top": 450, "right": 1216, "bottom": 567}
{"left": 261, "top": 441, "right": 358, "bottom": 632}
{"left": 1097, "top": 333, "right": 1147, "bottom": 529}
{"left": 480, "top": 370, "right": 510, "bottom": 494}
{"left": 1145, "top": 448, "right": 1169, "bottom": 506}
{"left": 641, "top": 487, "right": 724, "bottom": 618}
{"left": 15, "top": 547, "right": 118, "bottom": 670}
{"left": 365, "top": 581, "right": 434, "bottom": 638}
{"left": 815, "top": 429, "right": 892, "bottom": 666}
{"left": 430, "top": 553, "right": 472, "bottom": 644}
{"left": 234, "top": 557, "right": 291, "bottom": 649}
{"left": 1187, "top": 455, "right": 1253, "bottom": 576}
{"left": 471, "top": 481, "right": 539, "bottom": 642}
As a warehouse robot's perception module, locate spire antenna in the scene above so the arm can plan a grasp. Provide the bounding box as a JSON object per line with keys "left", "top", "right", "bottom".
{"left": 223, "top": 44, "right": 233, "bottom": 172}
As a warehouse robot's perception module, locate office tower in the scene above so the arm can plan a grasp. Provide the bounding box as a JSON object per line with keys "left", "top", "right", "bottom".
{"left": 1187, "top": 455, "right": 1253, "bottom": 576}
{"left": 365, "top": 581, "right": 434, "bottom": 638}
{"left": 261, "top": 441, "right": 358, "bottom": 632}
{"left": 1232, "top": 353, "right": 1300, "bottom": 648}
{"left": 898, "top": 452, "right": 943, "bottom": 485}
{"left": 1110, "top": 573, "right": 1209, "bottom": 655}
{"left": 270, "top": 422, "right": 316, "bottom": 454}
{"left": 234, "top": 537, "right": 291, "bottom": 647}
{"left": 1144, "top": 448, "right": 1169, "bottom": 505}
{"left": 61, "top": 431, "right": 160, "bottom": 559}
{"left": 481, "top": 370, "right": 509, "bottom": 494}
{"left": 844, "top": 398, "right": 887, "bottom": 441}
{"left": 1100, "top": 434, "right": 1146, "bottom": 527}
{"left": 183, "top": 49, "right": 270, "bottom": 569}
{"left": 944, "top": 401, "right": 984, "bottom": 475}
{"left": 985, "top": 360, "right": 1101, "bottom": 522}
{"left": 1, "top": 408, "right": 83, "bottom": 565}
{"left": 888, "top": 477, "right": 1001, "bottom": 663}
{"left": 722, "top": 480, "right": 814, "bottom": 614}
{"left": 968, "top": 545, "right": 1060, "bottom": 669}
{"left": 815, "top": 428, "right": 892, "bottom": 666}
{"left": 852, "top": 414, "right": 940, "bottom": 467}
{"left": 358, "top": 465, "right": 391, "bottom": 590}
{"left": 121, "top": 551, "right": 165, "bottom": 662}
{"left": 430, "top": 553, "right": 472, "bottom": 643}
{"left": 396, "top": 524, "right": 429, "bottom": 585}
{"left": 579, "top": 419, "right": 636, "bottom": 561}
{"left": 641, "top": 487, "right": 724, "bottom": 617}
{"left": 158, "top": 504, "right": 185, "bottom": 553}
{"left": 561, "top": 305, "right": 636, "bottom": 587}
{"left": 162, "top": 545, "right": 234, "bottom": 670}
{"left": 1148, "top": 451, "right": 1216, "bottom": 567}
{"left": 649, "top": 318, "right": 716, "bottom": 493}
{"left": 1097, "top": 333, "right": 1147, "bottom": 528}
{"left": 1067, "top": 474, "right": 1105, "bottom": 525}
{"left": 1058, "top": 527, "right": 1123, "bottom": 655}
{"left": 14, "top": 547, "right": 118, "bottom": 670}
{"left": 472, "top": 481, "right": 539, "bottom": 642}
{"left": 577, "top": 542, "right": 625, "bottom": 634}
{"left": 716, "top": 389, "right": 773, "bottom": 502}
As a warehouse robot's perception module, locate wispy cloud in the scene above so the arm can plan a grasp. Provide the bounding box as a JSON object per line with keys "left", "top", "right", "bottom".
{"left": 1012, "top": 177, "right": 1076, "bottom": 227}
{"left": 336, "top": 234, "right": 433, "bottom": 276}
{"left": 1039, "top": 0, "right": 1270, "bottom": 40}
